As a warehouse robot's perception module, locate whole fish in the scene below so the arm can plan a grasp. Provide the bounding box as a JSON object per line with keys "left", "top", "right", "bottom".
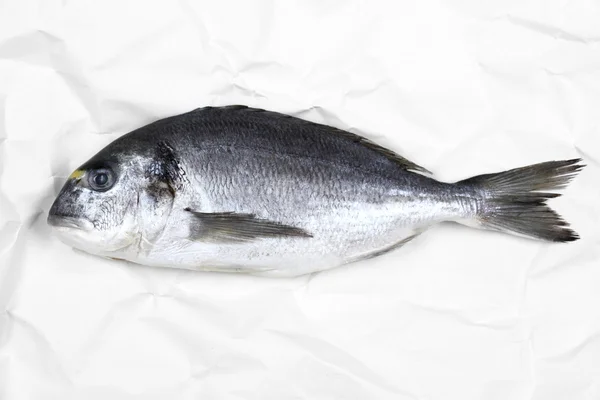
{"left": 48, "top": 106, "right": 583, "bottom": 277}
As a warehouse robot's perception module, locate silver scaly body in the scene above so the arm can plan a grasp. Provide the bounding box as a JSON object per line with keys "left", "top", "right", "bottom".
{"left": 48, "top": 106, "right": 582, "bottom": 277}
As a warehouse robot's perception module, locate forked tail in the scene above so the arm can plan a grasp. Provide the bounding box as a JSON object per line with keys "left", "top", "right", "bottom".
{"left": 458, "top": 158, "right": 584, "bottom": 242}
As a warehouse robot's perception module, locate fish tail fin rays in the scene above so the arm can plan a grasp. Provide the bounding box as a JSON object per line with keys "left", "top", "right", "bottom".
{"left": 458, "top": 158, "right": 585, "bottom": 242}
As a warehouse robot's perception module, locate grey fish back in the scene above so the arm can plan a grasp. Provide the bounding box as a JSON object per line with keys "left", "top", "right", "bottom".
{"left": 120, "top": 105, "right": 429, "bottom": 178}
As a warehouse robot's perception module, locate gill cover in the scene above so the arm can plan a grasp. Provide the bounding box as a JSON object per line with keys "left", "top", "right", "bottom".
{"left": 137, "top": 141, "right": 189, "bottom": 245}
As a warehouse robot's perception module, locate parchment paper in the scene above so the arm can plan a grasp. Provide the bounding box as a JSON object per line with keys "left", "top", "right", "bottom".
{"left": 1, "top": 1, "right": 599, "bottom": 399}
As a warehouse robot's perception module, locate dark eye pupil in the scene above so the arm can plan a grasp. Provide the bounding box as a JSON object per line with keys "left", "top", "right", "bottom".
{"left": 94, "top": 173, "right": 108, "bottom": 186}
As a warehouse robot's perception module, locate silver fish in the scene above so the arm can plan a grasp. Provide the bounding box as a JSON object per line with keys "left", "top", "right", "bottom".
{"left": 47, "top": 106, "right": 584, "bottom": 277}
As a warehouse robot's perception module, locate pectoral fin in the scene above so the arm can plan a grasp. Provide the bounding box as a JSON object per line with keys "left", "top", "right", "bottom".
{"left": 186, "top": 208, "right": 312, "bottom": 243}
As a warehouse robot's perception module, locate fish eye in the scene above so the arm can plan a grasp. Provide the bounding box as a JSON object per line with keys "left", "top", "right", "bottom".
{"left": 88, "top": 168, "right": 116, "bottom": 192}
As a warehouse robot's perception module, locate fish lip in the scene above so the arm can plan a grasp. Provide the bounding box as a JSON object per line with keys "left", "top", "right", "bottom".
{"left": 47, "top": 214, "right": 93, "bottom": 231}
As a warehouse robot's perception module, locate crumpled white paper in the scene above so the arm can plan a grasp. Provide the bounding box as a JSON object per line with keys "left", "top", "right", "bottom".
{"left": 1, "top": 1, "right": 599, "bottom": 399}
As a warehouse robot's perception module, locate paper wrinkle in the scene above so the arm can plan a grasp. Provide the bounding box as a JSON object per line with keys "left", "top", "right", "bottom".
{"left": 504, "top": 15, "right": 600, "bottom": 44}
{"left": 267, "top": 329, "right": 416, "bottom": 399}
{"left": 0, "top": 221, "right": 20, "bottom": 254}
{"left": 404, "top": 300, "right": 522, "bottom": 331}
{"left": 1, "top": 1, "right": 600, "bottom": 399}
{"left": 540, "top": 332, "right": 600, "bottom": 363}
{"left": 4, "top": 310, "right": 73, "bottom": 386}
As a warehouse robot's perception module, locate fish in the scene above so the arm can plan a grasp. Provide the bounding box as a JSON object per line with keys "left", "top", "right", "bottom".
{"left": 47, "top": 105, "right": 584, "bottom": 277}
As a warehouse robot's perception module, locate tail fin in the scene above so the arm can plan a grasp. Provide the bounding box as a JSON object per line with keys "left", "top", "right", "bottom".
{"left": 459, "top": 158, "right": 584, "bottom": 242}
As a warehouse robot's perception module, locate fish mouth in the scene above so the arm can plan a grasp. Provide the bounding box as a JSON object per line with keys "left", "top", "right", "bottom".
{"left": 47, "top": 214, "right": 93, "bottom": 231}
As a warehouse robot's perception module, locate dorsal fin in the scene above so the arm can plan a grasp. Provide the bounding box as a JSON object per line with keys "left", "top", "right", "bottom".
{"left": 330, "top": 128, "right": 431, "bottom": 174}
{"left": 196, "top": 105, "right": 431, "bottom": 174}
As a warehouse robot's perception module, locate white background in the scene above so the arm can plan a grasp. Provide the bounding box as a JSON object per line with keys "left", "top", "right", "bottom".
{"left": 1, "top": 1, "right": 599, "bottom": 399}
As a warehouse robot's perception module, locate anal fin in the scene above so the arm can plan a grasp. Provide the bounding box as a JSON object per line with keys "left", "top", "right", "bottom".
{"left": 348, "top": 233, "right": 421, "bottom": 264}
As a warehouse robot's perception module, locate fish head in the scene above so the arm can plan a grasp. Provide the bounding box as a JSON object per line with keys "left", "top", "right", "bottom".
{"left": 48, "top": 132, "right": 188, "bottom": 259}
{"left": 48, "top": 150, "right": 145, "bottom": 255}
